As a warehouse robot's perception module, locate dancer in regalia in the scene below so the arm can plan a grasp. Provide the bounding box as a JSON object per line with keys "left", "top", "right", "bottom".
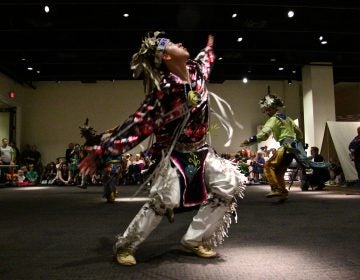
{"left": 240, "top": 92, "right": 304, "bottom": 201}
{"left": 79, "top": 31, "right": 245, "bottom": 266}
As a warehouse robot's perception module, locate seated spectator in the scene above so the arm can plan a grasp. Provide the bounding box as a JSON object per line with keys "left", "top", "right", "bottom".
{"left": 91, "top": 170, "right": 102, "bottom": 185}
{"left": 5, "top": 166, "right": 18, "bottom": 186}
{"left": 127, "top": 154, "right": 145, "bottom": 184}
{"left": 133, "top": 153, "right": 145, "bottom": 170}
{"left": 329, "top": 159, "right": 344, "bottom": 186}
{"left": 26, "top": 163, "right": 39, "bottom": 185}
{"left": 17, "top": 169, "right": 29, "bottom": 186}
{"left": 55, "top": 162, "right": 74, "bottom": 186}
{"left": 307, "top": 146, "right": 330, "bottom": 190}
{"left": 41, "top": 162, "right": 58, "bottom": 185}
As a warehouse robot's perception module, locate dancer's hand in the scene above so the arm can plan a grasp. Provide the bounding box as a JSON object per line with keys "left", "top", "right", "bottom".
{"left": 207, "top": 35, "right": 214, "bottom": 47}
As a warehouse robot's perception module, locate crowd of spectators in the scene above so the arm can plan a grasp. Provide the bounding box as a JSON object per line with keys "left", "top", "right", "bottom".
{"left": 0, "top": 140, "right": 154, "bottom": 187}
{"left": 1, "top": 139, "right": 345, "bottom": 189}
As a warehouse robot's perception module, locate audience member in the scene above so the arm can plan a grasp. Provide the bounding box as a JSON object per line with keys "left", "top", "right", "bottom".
{"left": 17, "top": 169, "right": 29, "bottom": 186}
{"left": 5, "top": 166, "right": 18, "bottom": 186}
{"left": 0, "top": 137, "right": 15, "bottom": 183}
{"left": 65, "top": 142, "right": 75, "bottom": 163}
{"left": 26, "top": 163, "right": 39, "bottom": 185}
{"left": 56, "top": 162, "right": 73, "bottom": 186}
{"left": 306, "top": 146, "right": 330, "bottom": 190}
{"left": 328, "top": 159, "right": 344, "bottom": 186}
{"left": 41, "top": 162, "right": 58, "bottom": 185}
{"left": 9, "top": 142, "right": 21, "bottom": 166}
{"left": 349, "top": 126, "right": 360, "bottom": 187}
{"left": 20, "top": 144, "right": 31, "bottom": 165}
{"left": 69, "top": 143, "right": 82, "bottom": 185}
{"left": 252, "top": 151, "right": 266, "bottom": 183}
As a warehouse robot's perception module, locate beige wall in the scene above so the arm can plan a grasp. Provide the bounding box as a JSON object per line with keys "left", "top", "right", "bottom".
{"left": 334, "top": 82, "right": 360, "bottom": 117}
{"left": 17, "top": 80, "right": 300, "bottom": 163}
{"left": 1, "top": 74, "right": 303, "bottom": 164}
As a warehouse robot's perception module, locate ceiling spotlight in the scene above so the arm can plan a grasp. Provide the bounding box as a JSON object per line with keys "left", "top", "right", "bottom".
{"left": 218, "top": 57, "right": 223, "bottom": 61}
{"left": 278, "top": 67, "right": 284, "bottom": 71}
{"left": 242, "top": 77, "right": 248, "bottom": 83}
{"left": 123, "top": 13, "right": 129, "bottom": 18}
{"left": 270, "top": 58, "right": 277, "bottom": 62}
{"left": 44, "top": 5, "right": 50, "bottom": 13}
{"left": 287, "top": 10, "right": 295, "bottom": 18}
{"left": 237, "top": 37, "right": 243, "bottom": 42}
{"left": 27, "top": 67, "right": 33, "bottom": 71}
{"left": 36, "top": 70, "right": 41, "bottom": 74}
{"left": 21, "top": 58, "right": 26, "bottom": 61}
{"left": 292, "top": 70, "right": 296, "bottom": 74}
{"left": 232, "top": 13, "right": 237, "bottom": 18}
{"left": 321, "top": 40, "right": 328, "bottom": 45}
{"left": 319, "top": 36, "right": 323, "bottom": 41}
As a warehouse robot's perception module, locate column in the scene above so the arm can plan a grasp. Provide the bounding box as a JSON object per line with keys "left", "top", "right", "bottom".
{"left": 301, "top": 64, "right": 336, "bottom": 150}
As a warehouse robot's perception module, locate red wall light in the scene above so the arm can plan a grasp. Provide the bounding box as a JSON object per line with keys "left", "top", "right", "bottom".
{"left": 9, "top": 91, "right": 15, "bottom": 98}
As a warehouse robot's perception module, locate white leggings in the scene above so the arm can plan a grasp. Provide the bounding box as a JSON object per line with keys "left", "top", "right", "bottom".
{"left": 114, "top": 148, "right": 245, "bottom": 251}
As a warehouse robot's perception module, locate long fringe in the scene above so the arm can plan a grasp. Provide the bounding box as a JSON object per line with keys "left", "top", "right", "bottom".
{"left": 203, "top": 184, "right": 245, "bottom": 248}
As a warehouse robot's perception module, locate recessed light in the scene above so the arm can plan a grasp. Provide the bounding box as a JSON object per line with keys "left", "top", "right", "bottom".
{"left": 27, "top": 67, "right": 33, "bottom": 71}
{"left": 287, "top": 10, "right": 295, "bottom": 18}
{"left": 292, "top": 70, "right": 296, "bottom": 74}
{"left": 232, "top": 13, "right": 237, "bottom": 18}
{"left": 237, "top": 37, "right": 243, "bottom": 42}
{"left": 319, "top": 36, "right": 323, "bottom": 41}
{"left": 44, "top": 5, "right": 50, "bottom": 13}
{"left": 270, "top": 58, "right": 277, "bottom": 62}
{"left": 278, "top": 67, "right": 284, "bottom": 71}
{"left": 123, "top": 13, "right": 129, "bottom": 18}
{"left": 321, "top": 40, "right": 328, "bottom": 45}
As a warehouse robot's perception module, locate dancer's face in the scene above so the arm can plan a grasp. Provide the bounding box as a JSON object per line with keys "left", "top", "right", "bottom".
{"left": 263, "top": 107, "right": 277, "bottom": 117}
{"left": 163, "top": 42, "right": 190, "bottom": 61}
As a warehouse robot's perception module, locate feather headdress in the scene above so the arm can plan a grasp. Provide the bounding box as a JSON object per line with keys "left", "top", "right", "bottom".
{"left": 130, "top": 31, "right": 170, "bottom": 93}
{"left": 259, "top": 86, "right": 284, "bottom": 109}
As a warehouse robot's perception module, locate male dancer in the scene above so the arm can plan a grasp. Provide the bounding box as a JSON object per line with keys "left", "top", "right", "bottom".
{"left": 241, "top": 93, "right": 303, "bottom": 201}
{"left": 80, "top": 32, "right": 245, "bottom": 266}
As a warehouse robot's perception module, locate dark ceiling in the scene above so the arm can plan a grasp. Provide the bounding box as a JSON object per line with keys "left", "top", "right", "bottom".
{"left": 1, "top": 1, "right": 360, "bottom": 86}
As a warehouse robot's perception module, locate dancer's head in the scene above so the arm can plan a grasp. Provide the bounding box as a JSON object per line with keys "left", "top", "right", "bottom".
{"left": 131, "top": 31, "right": 189, "bottom": 92}
{"left": 259, "top": 94, "right": 284, "bottom": 116}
